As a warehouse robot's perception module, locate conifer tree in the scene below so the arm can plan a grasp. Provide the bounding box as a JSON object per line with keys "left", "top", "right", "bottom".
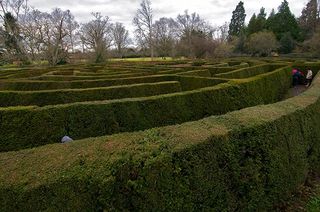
{"left": 267, "top": 0, "right": 300, "bottom": 41}
{"left": 228, "top": 1, "right": 246, "bottom": 37}
{"left": 299, "top": 0, "right": 318, "bottom": 39}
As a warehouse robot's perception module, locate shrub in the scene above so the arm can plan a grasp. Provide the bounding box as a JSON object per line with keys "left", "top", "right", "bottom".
{"left": 0, "top": 82, "right": 183, "bottom": 107}
{"left": 246, "top": 31, "right": 278, "bottom": 56}
{"left": 0, "top": 70, "right": 318, "bottom": 211}
{"left": 215, "top": 64, "right": 285, "bottom": 79}
{"left": 0, "top": 66, "right": 291, "bottom": 151}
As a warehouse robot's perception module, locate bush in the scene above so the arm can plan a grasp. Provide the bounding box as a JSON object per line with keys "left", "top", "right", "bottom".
{"left": 192, "top": 60, "right": 206, "bottom": 66}
{"left": 215, "top": 64, "right": 285, "bottom": 79}
{"left": 0, "top": 66, "right": 291, "bottom": 151}
{"left": 246, "top": 31, "right": 278, "bottom": 56}
{"left": 0, "top": 82, "right": 182, "bottom": 107}
{"left": 0, "top": 69, "right": 318, "bottom": 211}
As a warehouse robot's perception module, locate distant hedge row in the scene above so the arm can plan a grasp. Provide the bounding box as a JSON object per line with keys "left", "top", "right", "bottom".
{"left": 203, "top": 63, "right": 247, "bottom": 75}
{"left": 0, "top": 76, "right": 224, "bottom": 107}
{"left": 0, "top": 75, "right": 175, "bottom": 91}
{"left": 0, "top": 68, "right": 317, "bottom": 211}
{"left": 215, "top": 64, "right": 285, "bottom": 79}
{"left": 0, "top": 66, "right": 291, "bottom": 151}
{"left": 0, "top": 82, "right": 182, "bottom": 107}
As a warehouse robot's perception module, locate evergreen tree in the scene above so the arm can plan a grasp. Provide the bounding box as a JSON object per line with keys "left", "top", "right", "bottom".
{"left": 247, "top": 8, "right": 267, "bottom": 35}
{"left": 279, "top": 32, "right": 295, "bottom": 53}
{"left": 234, "top": 29, "right": 247, "bottom": 53}
{"left": 299, "top": 0, "right": 318, "bottom": 39}
{"left": 267, "top": 0, "right": 301, "bottom": 42}
{"left": 228, "top": 1, "right": 246, "bottom": 37}
{"left": 247, "top": 13, "right": 257, "bottom": 35}
{"left": 255, "top": 8, "right": 267, "bottom": 31}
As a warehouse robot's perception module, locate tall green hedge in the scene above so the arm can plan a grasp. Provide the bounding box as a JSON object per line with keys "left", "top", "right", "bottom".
{"left": 0, "top": 75, "right": 175, "bottom": 91}
{"left": 0, "top": 69, "right": 318, "bottom": 211}
{"left": 215, "top": 64, "right": 285, "bottom": 79}
{"left": 206, "top": 62, "right": 250, "bottom": 76}
{"left": 177, "top": 69, "right": 212, "bottom": 77}
{"left": 0, "top": 66, "right": 291, "bottom": 151}
{"left": 0, "top": 82, "right": 182, "bottom": 107}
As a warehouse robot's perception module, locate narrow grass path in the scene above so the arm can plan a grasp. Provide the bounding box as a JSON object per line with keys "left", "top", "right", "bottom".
{"left": 284, "top": 85, "right": 308, "bottom": 99}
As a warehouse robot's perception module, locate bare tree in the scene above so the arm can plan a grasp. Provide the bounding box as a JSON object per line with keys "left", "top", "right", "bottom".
{"left": 65, "top": 12, "right": 79, "bottom": 54}
{"left": 0, "top": 0, "right": 29, "bottom": 62}
{"left": 153, "top": 17, "right": 177, "bottom": 57}
{"left": 41, "top": 8, "right": 76, "bottom": 65}
{"left": 19, "top": 8, "right": 44, "bottom": 60}
{"left": 176, "top": 10, "right": 207, "bottom": 57}
{"left": 80, "top": 12, "right": 112, "bottom": 63}
{"left": 112, "top": 22, "right": 130, "bottom": 58}
{"left": 133, "top": 0, "right": 154, "bottom": 60}
{"left": 0, "top": 0, "right": 28, "bottom": 22}
{"left": 176, "top": 10, "right": 212, "bottom": 57}
{"left": 218, "top": 22, "right": 229, "bottom": 43}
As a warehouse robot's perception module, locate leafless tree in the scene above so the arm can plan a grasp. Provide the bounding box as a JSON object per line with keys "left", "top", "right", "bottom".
{"left": 176, "top": 10, "right": 213, "bottom": 57}
{"left": 65, "top": 12, "right": 79, "bottom": 54}
{"left": 0, "top": 0, "right": 28, "bottom": 22}
{"left": 133, "top": 0, "right": 154, "bottom": 60}
{"left": 80, "top": 12, "right": 112, "bottom": 63}
{"left": 153, "top": 17, "right": 177, "bottom": 57}
{"left": 19, "top": 8, "right": 78, "bottom": 63}
{"left": 39, "top": 8, "right": 76, "bottom": 65}
{"left": 0, "top": 0, "right": 29, "bottom": 62}
{"left": 19, "top": 8, "right": 44, "bottom": 60}
{"left": 112, "top": 22, "right": 130, "bottom": 58}
{"left": 218, "top": 22, "right": 229, "bottom": 43}
{"left": 176, "top": 10, "right": 207, "bottom": 57}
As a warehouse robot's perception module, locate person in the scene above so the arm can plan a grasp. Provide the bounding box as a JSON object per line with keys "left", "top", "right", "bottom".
{"left": 292, "top": 69, "right": 298, "bottom": 75}
{"left": 292, "top": 69, "right": 303, "bottom": 86}
{"left": 292, "top": 69, "right": 299, "bottom": 86}
{"left": 306, "top": 69, "right": 313, "bottom": 87}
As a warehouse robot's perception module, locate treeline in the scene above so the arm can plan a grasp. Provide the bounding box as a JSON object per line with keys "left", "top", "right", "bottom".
{"left": 229, "top": 0, "right": 320, "bottom": 57}
{"left": 0, "top": 0, "right": 319, "bottom": 65}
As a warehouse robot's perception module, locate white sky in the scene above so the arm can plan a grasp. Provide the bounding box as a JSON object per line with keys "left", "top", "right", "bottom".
{"left": 28, "top": 0, "right": 307, "bottom": 33}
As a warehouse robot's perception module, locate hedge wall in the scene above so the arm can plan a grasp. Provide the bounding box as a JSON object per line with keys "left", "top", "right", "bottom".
{"left": 0, "top": 66, "right": 291, "bottom": 151}
{"left": 205, "top": 63, "right": 250, "bottom": 76}
{"left": 0, "top": 69, "right": 318, "bottom": 211}
{"left": 38, "top": 72, "right": 154, "bottom": 81}
{"left": 177, "top": 69, "right": 211, "bottom": 77}
{"left": 215, "top": 64, "right": 285, "bottom": 79}
{"left": 292, "top": 62, "right": 320, "bottom": 75}
{"left": 0, "top": 82, "right": 182, "bottom": 107}
{"left": 0, "top": 75, "right": 175, "bottom": 91}
{"left": 0, "top": 75, "right": 223, "bottom": 92}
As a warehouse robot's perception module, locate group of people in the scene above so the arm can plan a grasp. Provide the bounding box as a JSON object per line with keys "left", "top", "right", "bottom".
{"left": 292, "top": 68, "right": 313, "bottom": 87}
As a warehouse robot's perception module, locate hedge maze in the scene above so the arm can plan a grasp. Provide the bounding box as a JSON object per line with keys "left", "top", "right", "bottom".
{"left": 0, "top": 59, "right": 320, "bottom": 210}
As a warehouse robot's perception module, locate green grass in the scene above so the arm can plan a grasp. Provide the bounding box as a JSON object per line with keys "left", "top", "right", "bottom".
{"left": 307, "top": 196, "right": 320, "bottom": 212}
{"left": 110, "top": 57, "right": 177, "bottom": 62}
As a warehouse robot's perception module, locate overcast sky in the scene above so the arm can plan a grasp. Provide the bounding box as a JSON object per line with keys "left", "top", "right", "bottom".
{"left": 28, "top": 0, "right": 307, "bottom": 33}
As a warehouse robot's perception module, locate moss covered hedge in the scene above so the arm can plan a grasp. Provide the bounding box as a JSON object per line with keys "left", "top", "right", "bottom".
{"left": 0, "top": 67, "right": 318, "bottom": 211}
{"left": 0, "top": 66, "right": 291, "bottom": 151}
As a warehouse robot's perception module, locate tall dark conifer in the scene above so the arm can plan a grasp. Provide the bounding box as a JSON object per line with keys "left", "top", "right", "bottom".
{"left": 228, "top": 1, "right": 246, "bottom": 37}
{"left": 267, "top": 0, "right": 300, "bottom": 41}
{"left": 299, "top": 0, "right": 318, "bottom": 39}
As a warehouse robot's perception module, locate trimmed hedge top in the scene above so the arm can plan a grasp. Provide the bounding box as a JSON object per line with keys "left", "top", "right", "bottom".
{"left": 0, "top": 65, "right": 291, "bottom": 151}
{"left": 0, "top": 62, "right": 318, "bottom": 211}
